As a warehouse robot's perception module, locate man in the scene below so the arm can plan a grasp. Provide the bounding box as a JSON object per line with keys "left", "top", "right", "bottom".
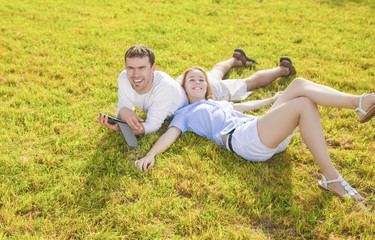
{"left": 98, "top": 44, "right": 187, "bottom": 135}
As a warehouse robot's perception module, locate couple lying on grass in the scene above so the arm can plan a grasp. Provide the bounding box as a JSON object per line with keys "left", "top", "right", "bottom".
{"left": 97, "top": 45, "right": 374, "bottom": 201}
{"left": 135, "top": 66, "right": 375, "bottom": 202}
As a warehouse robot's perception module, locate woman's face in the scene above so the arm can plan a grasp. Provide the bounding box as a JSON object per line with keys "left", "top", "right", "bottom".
{"left": 184, "top": 69, "right": 207, "bottom": 102}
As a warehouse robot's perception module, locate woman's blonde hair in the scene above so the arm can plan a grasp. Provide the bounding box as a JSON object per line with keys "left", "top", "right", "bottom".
{"left": 180, "top": 66, "right": 213, "bottom": 101}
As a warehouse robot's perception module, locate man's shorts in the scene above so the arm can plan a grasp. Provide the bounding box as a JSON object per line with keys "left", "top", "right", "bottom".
{"left": 206, "top": 71, "right": 252, "bottom": 101}
{"left": 228, "top": 118, "right": 296, "bottom": 162}
{"left": 176, "top": 71, "right": 252, "bottom": 101}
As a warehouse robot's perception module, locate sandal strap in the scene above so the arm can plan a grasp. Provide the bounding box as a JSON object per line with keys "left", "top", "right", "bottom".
{"left": 355, "top": 93, "right": 367, "bottom": 115}
{"left": 321, "top": 175, "right": 342, "bottom": 184}
{"left": 340, "top": 179, "right": 358, "bottom": 196}
{"left": 321, "top": 175, "right": 358, "bottom": 196}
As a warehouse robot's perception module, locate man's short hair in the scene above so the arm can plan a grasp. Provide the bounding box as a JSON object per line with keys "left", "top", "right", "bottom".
{"left": 125, "top": 44, "right": 155, "bottom": 66}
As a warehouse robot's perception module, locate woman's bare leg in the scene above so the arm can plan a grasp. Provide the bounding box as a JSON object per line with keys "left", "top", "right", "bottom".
{"left": 257, "top": 97, "right": 363, "bottom": 201}
{"left": 271, "top": 78, "right": 375, "bottom": 119}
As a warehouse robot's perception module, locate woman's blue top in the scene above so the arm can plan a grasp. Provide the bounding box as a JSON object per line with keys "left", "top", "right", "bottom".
{"left": 169, "top": 99, "right": 256, "bottom": 147}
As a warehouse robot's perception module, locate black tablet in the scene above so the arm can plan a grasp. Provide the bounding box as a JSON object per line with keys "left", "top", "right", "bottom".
{"left": 99, "top": 113, "right": 139, "bottom": 147}
{"left": 100, "top": 114, "right": 126, "bottom": 125}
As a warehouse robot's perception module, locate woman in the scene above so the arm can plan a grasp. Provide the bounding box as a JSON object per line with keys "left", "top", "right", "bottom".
{"left": 135, "top": 66, "right": 375, "bottom": 201}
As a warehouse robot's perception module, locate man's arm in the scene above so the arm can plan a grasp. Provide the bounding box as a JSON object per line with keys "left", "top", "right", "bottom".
{"left": 135, "top": 127, "right": 181, "bottom": 171}
{"left": 233, "top": 92, "right": 282, "bottom": 112}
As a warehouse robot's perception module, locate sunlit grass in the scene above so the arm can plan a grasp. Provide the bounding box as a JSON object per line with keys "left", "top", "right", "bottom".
{"left": 1, "top": 0, "right": 374, "bottom": 238}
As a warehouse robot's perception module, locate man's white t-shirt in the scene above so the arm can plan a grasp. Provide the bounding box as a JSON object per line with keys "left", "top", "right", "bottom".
{"left": 116, "top": 70, "right": 188, "bottom": 134}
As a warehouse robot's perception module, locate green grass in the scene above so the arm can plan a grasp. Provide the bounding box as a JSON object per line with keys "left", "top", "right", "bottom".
{"left": 1, "top": 0, "right": 375, "bottom": 238}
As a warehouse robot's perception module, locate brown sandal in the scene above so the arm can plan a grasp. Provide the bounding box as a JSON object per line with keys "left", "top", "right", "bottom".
{"left": 280, "top": 56, "right": 296, "bottom": 76}
{"left": 233, "top": 48, "right": 257, "bottom": 67}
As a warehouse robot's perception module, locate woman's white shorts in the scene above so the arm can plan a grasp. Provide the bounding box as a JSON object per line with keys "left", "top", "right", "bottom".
{"left": 228, "top": 118, "right": 296, "bottom": 162}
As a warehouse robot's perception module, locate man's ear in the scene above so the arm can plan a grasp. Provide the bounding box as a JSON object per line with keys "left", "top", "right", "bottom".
{"left": 151, "top": 63, "right": 156, "bottom": 72}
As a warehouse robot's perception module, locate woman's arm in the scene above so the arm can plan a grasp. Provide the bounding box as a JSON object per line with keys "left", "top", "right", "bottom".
{"left": 233, "top": 92, "right": 282, "bottom": 112}
{"left": 135, "top": 126, "right": 182, "bottom": 171}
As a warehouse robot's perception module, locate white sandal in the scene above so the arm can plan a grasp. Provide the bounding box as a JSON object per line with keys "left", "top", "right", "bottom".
{"left": 356, "top": 93, "right": 375, "bottom": 123}
{"left": 318, "top": 175, "right": 359, "bottom": 198}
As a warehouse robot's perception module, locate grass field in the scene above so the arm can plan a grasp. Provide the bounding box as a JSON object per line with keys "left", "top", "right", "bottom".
{"left": 1, "top": 0, "right": 375, "bottom": 238}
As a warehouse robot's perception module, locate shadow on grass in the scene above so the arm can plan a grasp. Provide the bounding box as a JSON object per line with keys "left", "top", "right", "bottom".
{"left": 81, "top": 127, "right": 146, "bottom": 210}
{"left": 82, "top": 119, "right": 176, "bottom": 210}
{"left": 168, "top": 131, "right": 301, "bottom": 237}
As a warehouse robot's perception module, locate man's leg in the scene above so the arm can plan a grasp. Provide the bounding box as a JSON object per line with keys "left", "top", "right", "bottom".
{"left": 243, "top": 66, "right": 290, "bottom": 91}
{"left": 209, "top": 57, "right": 250, "bottom": 79}
{"left": 244, "top": 58, "right": 296, "bottom": 91}
{"left": 209, "top": 49, "right": 255, "bottom": 79}
{"left": 210, "top": 52, "right": 296, "bottom": 91}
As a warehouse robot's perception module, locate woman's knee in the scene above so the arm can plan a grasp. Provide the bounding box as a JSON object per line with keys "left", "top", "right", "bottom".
{"left": 290, "top": 77, "right": 309, "bottom": 88}
{"left": 295, "top": 97, "right": 318, "bottom": 111}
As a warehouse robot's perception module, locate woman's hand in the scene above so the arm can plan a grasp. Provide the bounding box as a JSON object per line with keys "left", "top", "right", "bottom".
{"left": 133, "top": 127, "right": 182, "bottom": 171}
{"left": 234, "top": 92, "right": 284, "bottom": 112}
{"left": 135, "top": 155, "right": 155, "bottom": 171}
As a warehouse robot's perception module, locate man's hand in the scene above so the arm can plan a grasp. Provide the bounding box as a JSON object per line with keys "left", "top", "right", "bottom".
{"left": 97, "top": 114, "right": 120, "bottom": 131}
{"left": 135, "top": 155, "right": 155, "bottom": 171}
{"left": 118, "top": 108, "right": 145, "bottom": 134}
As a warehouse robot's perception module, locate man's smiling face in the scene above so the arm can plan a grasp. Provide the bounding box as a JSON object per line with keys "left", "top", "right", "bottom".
{"left": 126, "top": 56, "right": 156, "bottom": 94}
